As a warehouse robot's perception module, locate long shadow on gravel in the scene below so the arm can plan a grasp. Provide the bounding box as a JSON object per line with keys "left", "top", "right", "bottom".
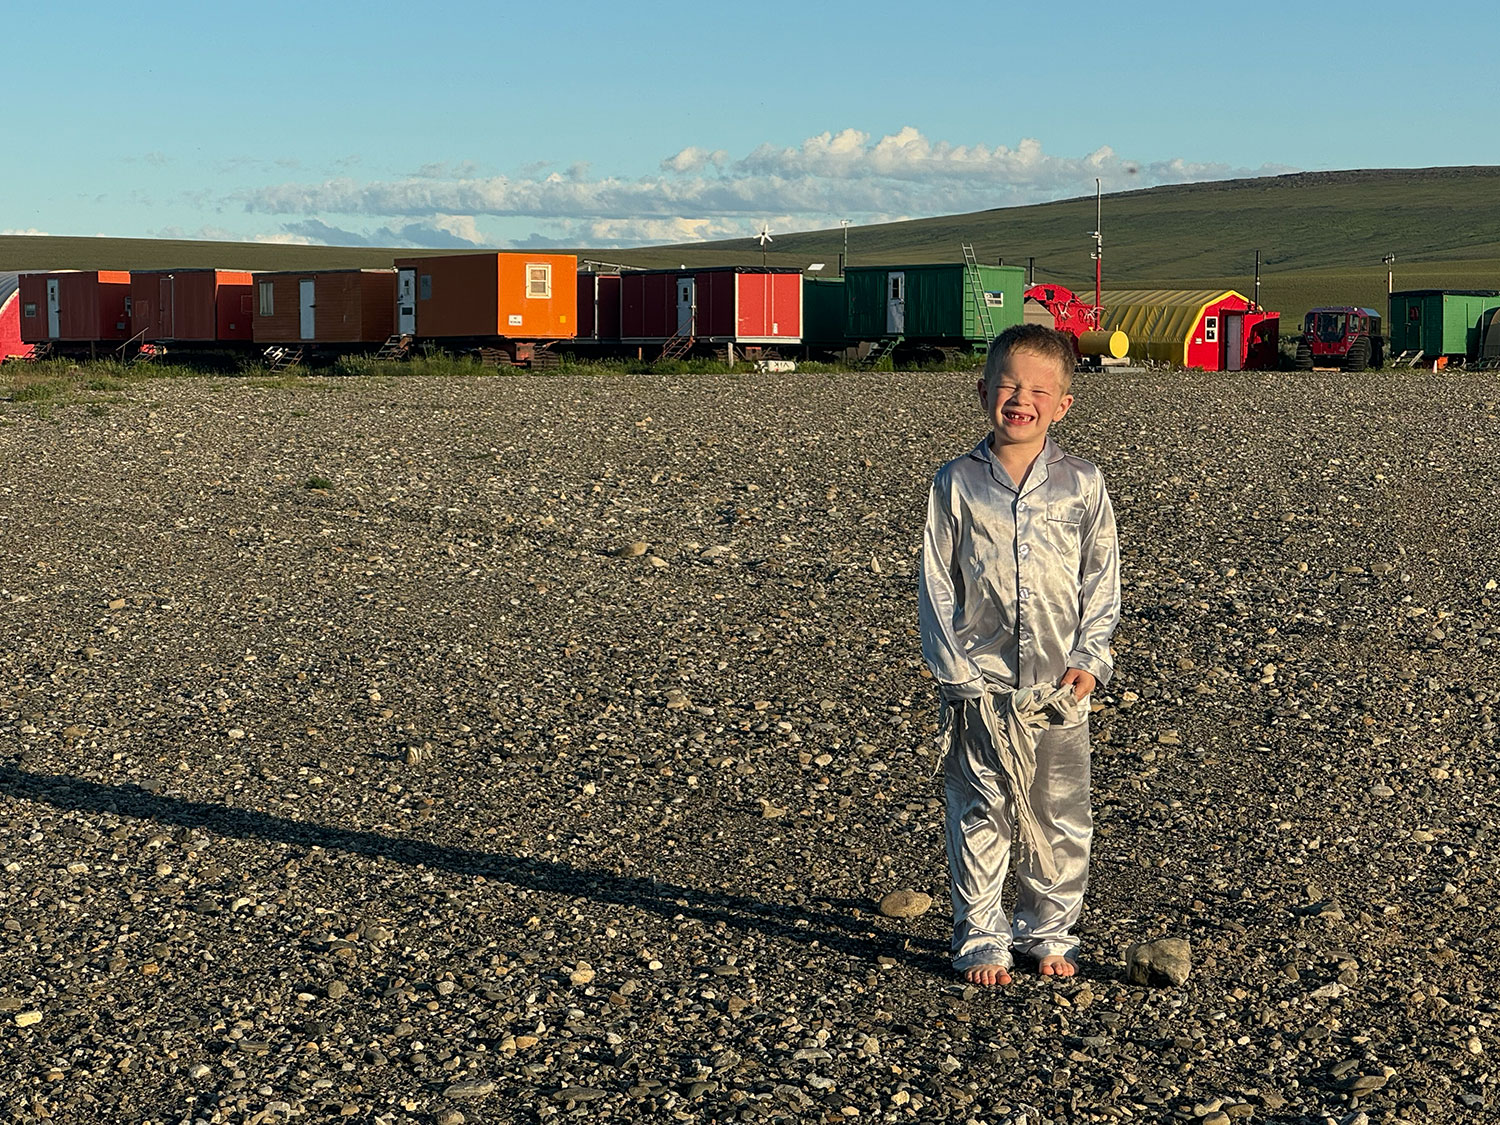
{"left": 1, "top": 763, "right": 947, "bottom": 970}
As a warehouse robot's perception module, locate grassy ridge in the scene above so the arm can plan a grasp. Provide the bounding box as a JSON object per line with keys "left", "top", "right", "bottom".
{"left": 5, "top": 167, "right": 1500, "bottom": 323}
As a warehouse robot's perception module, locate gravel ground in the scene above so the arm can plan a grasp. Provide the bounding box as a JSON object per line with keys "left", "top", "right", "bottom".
{"left": 0, "top": 369, "right": 1497, "bottom": 1125}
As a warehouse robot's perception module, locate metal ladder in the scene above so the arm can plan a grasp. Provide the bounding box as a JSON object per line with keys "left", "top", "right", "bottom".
{"left": 962, "top": 243, "right": 996, "bottom": 344}
{"left": 23, "top": 342, "right": 53, "bottom": 363}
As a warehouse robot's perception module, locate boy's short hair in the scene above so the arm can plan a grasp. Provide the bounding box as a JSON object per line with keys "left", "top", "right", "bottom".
{"left": 983, "top": 324, "right": 1077, "bottom": 392}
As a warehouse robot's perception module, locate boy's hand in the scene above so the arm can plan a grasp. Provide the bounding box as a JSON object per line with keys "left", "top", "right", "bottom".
{"left": 1060, "top": 668, "right": 1097, "bottom": 700}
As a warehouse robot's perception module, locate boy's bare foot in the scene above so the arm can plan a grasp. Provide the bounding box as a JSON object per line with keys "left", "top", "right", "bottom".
{"left": 963, "top": 964, "right": 1013, "bottom": 986}
{"left": 1038, "top": 954, "right": 1077, "bottom": 977}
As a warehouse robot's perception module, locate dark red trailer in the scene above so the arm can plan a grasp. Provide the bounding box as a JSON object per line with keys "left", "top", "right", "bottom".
{"left": 130, "top": 269, "right": 254, "bottom": 342}
{"left": 18, "top": 271, "right": 132, "bottom": 343}
{"left": 620, "top": 267, "right": 802, "bottom": 354}
{"left": 252, "top": 269, "right": 396, "bottom": 345}
{"left": 576, "top": 271, "right": 623, "bottom": 343}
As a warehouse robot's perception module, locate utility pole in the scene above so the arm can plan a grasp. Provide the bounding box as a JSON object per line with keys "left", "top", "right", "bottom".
{"left": 840, "top": 220, "right": 851, "bottom": 276}
{"left": 1383, "top": 253, "right": 1396, "bottom": 294}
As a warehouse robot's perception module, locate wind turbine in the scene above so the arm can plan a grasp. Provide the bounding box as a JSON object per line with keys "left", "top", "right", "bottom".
{"left": 756, "top": 221, "right": 772, "bottom": 268}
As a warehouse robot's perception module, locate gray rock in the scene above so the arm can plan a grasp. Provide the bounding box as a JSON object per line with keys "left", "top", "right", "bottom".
{"left": 877, "top": 888, "right": 933, "bottom": 919}
{"left": 1124, "top": 938, "right": 1192, "bottom": 986}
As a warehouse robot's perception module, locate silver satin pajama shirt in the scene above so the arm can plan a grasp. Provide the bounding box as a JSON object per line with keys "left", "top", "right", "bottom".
{"left": 918, "top": 436, "right": 1121, "bottom": 970}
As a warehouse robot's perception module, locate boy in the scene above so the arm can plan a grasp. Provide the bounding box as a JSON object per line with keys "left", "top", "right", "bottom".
{"left": 917, "top": 324, "right": 1120, "bottom": 984}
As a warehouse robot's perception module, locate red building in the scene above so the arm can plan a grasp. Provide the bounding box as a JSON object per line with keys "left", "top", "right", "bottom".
{"left": 620, "top": 267, "right": 802, "bottom": 352}
{"left": 0, "top": 274, "right": 25, "bottom": 360}
{"left": 576, "top": 271, "right": 623, "bottom": 343}
{"left": 18, "top": 271, "right": 132, "bottom": 343}
{"left": 130, "top": 269, "right": 254, "bottom": 342}
{"left": 1098, "top": 288, "right": 1279, "bottom": 371}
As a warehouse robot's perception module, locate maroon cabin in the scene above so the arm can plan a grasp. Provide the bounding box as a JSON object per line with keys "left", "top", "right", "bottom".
{"left": 18, "top": 271, "right": 132, "bottom": 343}
{"left": 620, "top": 267, "right": 802, "bottom": 347}
{"left": 576, "top": 272, "right": 623, "bottom": 343}
{"left": 252, "top": 269, "right": 396, "bottom": 345}
{"left": 130, "top": 269, "right": 254, "bottom": 342}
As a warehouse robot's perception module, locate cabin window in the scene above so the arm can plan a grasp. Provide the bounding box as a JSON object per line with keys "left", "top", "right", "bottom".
{"left": 124, "top": 296, "right": 133, "bottom": 316}
{"left": 984, "top": 291, "right": 1005, "bottom": 308}
{"left": 527, "top": 265, "right": 551, "bottom": 298}
{"left": 258, "top": 281, "right": 274, "bottom": 316}
{"left": 1408, "top": 306, "right": 1420, "bottom": 322}
{"left": 420, "top": 275, "right": 432, "bottom": 300}
{"left": 23, "top": 303, "right": 36, "bottom": 318}
{"left": 1204, "top": 315, "right": 1218, "bottom": 343}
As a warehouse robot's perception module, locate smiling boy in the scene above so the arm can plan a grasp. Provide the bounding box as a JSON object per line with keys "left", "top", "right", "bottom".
{"left": 918, "top": 324, "right": 1120, "bottom": 984}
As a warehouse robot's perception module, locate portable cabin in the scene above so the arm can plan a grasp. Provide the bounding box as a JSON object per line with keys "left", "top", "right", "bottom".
{"left": 1387, "top": 290, "right": 1500, "bottom": 360}
{"left": 1096, "top": 288, "right": 1278, "bottom": 370}
{"left": 0, "top": 274, "right": 24, "bottom": 359}
{"left": 18, "top": 270, "right": 132, "bottom": 343}
{"left": 251, "top": 269, "right": 396, "bottom": 345}
{"left": 843, "top": 263, "right": 1025, "bottom": 347}
{"left": 619, "top": 267, "right": 802, "bottom": 350}
{"left": 576, "top": 271, "right": 623, "bottom": 344}
{"left": 129, "top": 269, "right": 254, "bottom": 342}
{"left": 393, "top": 251, "right": 576, "bottom": 342}
{"left": 801, "top": 276, "right": 850, "bottom": 351}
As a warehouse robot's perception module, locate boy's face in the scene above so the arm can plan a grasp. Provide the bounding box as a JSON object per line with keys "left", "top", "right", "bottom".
{"left": 978, "top": 348, "right": 1074, "bottom": 452}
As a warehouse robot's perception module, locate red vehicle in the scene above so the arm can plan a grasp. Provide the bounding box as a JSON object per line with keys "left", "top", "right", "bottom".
{"left": 1295, "top": 306, "right": 1383, "bottom": 371}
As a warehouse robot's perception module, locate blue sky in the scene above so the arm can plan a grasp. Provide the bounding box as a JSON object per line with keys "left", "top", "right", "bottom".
{"left": 5, "top": 0, "right": 1495, "bottom": 249}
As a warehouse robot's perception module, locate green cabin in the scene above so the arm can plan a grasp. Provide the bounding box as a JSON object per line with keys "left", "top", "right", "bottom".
{"left": 844, "top": 263, "right": 1025, "bottom": 347}
{"left": 1388, "top": 289, "right": 1500, "bottom": 358}
{"left": 801, "top": 276, "right": 850, "bottom": 350}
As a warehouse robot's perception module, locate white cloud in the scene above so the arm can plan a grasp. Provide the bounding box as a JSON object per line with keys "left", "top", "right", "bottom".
{"left": 231, "top": 127, "right": 1298, "bottom": 248}
{"left": 1, "top": 227, "right": 49, "bottom": 236}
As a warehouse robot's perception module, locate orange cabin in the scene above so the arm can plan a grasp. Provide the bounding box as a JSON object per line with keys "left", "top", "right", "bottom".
{"left": 392, "top": 252, "right": 577, "bottom": 341}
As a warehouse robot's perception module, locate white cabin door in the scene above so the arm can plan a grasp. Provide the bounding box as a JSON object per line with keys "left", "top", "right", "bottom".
{"left": 1224, "top": 311, "right": 1244, "bottom": 371}
{"left": 676, "top": 278, "right": 695, "bottom": 336}
{"left": 397, "top": 269, "right": 417, "bottom": 335}
{"left": 886, "top": 272, "right": 905, "bottom": 335}
{"left": 46, "top": 279, "right": 61, "bottom": 338}
{"left": 299, "top": 279, "right": 316, "bottom": 340}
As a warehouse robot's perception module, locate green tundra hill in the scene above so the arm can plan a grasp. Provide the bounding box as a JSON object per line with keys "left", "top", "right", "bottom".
{"left": 4, "top": 167, "right": 1499, "bottom": 324}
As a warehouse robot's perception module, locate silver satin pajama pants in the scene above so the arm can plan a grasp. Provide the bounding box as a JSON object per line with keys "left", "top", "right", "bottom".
{"left": 944, "top": 699, "right": 1093, "bottom": 971}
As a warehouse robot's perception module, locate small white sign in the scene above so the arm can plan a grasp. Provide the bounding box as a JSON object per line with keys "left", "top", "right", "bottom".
{"left": 508, "top": 314, "right": 523, "bottom": 326}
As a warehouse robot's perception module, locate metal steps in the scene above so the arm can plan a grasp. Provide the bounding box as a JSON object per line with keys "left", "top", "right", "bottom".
{"left": 129, "top": 342, "right": 166, "bottom": 367}
{"left": 659, "top": 332, "right": 694, "bottom": 361}
{"left": 374, "top": 334, "right": 413, "bottom": 361}
{"left": 263, "top": 345, "right": 304, "bottom": 373}
{"left": 860, "top": 335, "right": 903, "bottom": 367}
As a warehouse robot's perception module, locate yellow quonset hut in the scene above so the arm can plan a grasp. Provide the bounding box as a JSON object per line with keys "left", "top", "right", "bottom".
{"left": 1097, "top": 288, "right": 1279, "bottom": 370}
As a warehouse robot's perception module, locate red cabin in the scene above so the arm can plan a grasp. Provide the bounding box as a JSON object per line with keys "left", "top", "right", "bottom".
{"left": 576, "top": 271, "right": 623, "bottom": 343}
{"left": 251, "top": 269, "right": 396, "bottom": 345}
{"left": 620, "top": 267, "right": 802, "bottom": 351}
{"left": 18, "top": 271, "right": 132, "bottom": 343}
{"left": 130, "top": 269, "right": 254, "bottom": 342}
{"left": 0, "top": 274, "right": 25, "bottom": 360}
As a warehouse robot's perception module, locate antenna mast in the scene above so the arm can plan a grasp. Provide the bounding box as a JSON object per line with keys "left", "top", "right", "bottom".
{"left": 1091, "top": 177, "right": 1103, "bottom": 312}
